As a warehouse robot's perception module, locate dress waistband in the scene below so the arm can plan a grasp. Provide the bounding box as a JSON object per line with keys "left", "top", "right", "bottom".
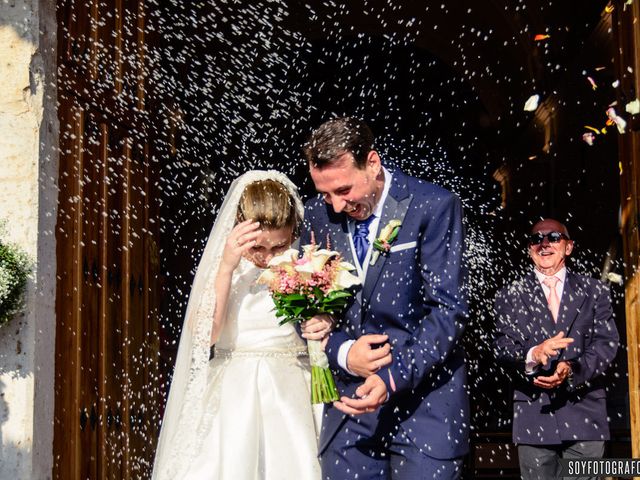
{"left": 213, "top": 347, "right": 308, "bottom": 359}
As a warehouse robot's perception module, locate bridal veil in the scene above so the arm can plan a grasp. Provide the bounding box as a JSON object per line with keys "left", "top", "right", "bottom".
{"left": 152, "top": 170, "right": 304, "bottom": 479}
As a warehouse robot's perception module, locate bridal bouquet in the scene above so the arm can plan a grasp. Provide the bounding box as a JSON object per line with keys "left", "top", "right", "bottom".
{"left": 257, "top": 242, "right": 361, "bottom": 403}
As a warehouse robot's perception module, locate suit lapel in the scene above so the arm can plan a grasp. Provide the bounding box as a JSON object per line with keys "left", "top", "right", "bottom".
{"left": 519, "top": 272, "right": 556, "bottom": 337}
{"left": 362, "top": 172, "right": 412, "bottom": 306}
{"left": 556, "top": 270, "right": 586, "bottom": 335}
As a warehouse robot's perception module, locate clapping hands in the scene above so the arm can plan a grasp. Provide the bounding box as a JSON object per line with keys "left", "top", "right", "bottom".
{"left": 531, "top": 331, "right": 574, "bottom": 367}
{"left": 530, "top": 332, "right": 574, "bottom": 390}
{"left": 533, "top": 360, "right": 572, "bottom": 389}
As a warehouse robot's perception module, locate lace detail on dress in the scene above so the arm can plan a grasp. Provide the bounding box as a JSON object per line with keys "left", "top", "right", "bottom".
{"left": 158, "top": 253, "right": 221, "bottom": 480}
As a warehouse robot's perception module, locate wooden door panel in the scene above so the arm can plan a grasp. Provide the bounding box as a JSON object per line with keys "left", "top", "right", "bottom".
{"left": 99, "top": 126, "right": 125, "bottom": 480}
{"left": 80, "top": 114, "right": 103, "bottom": 480}
{"left": 54, "top": 102, "right": 84, "bottom": 480}
{"left": 55, "top": 119, "right": 159, "bottom": 479}
{"left": 613, "top": 0, "right": 640, "bottom": 457}
{"left": 123, "top": 144, "right": 149, "bottom": 478}
{"left": 143, "top": 150, "right": 161, "bottom": 468}
{"left": 55, "top": 0, "right": 159, "bottom": 477}
{"left": 59, "top": 0, "right": 93, "bottom": 68}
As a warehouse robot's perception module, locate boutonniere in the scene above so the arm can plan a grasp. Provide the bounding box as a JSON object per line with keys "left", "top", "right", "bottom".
{"left": 370, "top": 219, "right": 402, "bottom": 265}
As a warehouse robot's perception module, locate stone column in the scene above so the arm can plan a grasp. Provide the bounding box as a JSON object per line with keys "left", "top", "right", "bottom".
{"left": 0, "top": 0, "right": 58, "bottom": 478}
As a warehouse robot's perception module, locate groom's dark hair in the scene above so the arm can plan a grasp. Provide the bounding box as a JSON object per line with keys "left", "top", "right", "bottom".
{"left": 304, "top": 117, "right": 374, "bottom": 169}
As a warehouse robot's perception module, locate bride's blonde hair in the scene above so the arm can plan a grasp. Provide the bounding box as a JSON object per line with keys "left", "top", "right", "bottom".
{"left": 236, "top": 179, "right": 301, "bottom": 233}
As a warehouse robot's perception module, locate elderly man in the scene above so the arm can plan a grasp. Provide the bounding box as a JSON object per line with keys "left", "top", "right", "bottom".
{"left": 493, "top": 218, "right": 619, "bottom": 480}
{"left": 301, "top": 117, "right": 469, "bottom": 479}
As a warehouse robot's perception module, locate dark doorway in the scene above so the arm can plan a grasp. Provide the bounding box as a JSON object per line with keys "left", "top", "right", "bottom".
{"left": 152, "top": 1, "right": 630, "bottom": 477}
{"left": 151, "top": 1, "right": 628, "bottom": 476}
{"left": 54, "top": 0, "right": 632, "bottom": 478}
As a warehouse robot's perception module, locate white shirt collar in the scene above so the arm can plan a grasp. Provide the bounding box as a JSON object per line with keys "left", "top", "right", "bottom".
{"left": 373, "top": 167, "right": 392, "bottom": 219}
{"left": 533, "top": 266, "right": 567, "bottom": 284}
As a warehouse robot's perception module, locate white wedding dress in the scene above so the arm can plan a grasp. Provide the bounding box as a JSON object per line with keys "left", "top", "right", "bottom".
{"left": 152, "top": 170, "right": 319, "bottom": 480}
{"left": 179, "top": 257, "right": 322, "bottom": 480}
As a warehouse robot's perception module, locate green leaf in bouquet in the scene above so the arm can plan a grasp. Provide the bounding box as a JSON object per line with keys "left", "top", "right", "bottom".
{"left": 324, "top": 290, "right": 352, "bottom": 301}
{"left": 278, "top": 316, "right": 303, "bottom": 326}
{"left": 279, "top": 293, "right": 307, "bottom": 304}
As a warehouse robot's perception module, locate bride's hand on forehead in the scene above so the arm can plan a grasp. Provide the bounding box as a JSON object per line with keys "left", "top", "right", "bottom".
{"left": 221, "top": 219, "right": 260, "bottom": 272}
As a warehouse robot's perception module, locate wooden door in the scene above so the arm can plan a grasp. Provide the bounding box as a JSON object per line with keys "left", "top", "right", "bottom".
{"left": 612, "top": 0, "right": 640, "bottom": 457}
{"left": 54, "top": 0, "right": 161, "bottom": 478}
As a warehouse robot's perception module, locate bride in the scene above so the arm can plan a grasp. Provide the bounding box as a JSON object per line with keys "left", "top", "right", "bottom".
{"left": 152, "top": 171, "right": 328, "bottom": 480}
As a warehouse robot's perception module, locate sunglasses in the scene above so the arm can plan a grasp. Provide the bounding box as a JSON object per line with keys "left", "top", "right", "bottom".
{"left": 528, "top": 231, "right": 569, "bottom": 246}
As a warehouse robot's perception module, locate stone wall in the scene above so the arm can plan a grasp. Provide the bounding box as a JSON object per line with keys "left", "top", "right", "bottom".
{"left": 0, "top": 0, "right": 57, "bottom": 478}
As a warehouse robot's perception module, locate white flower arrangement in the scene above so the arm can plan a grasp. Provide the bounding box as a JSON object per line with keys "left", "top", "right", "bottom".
{"left": 0, "top": 221, "right": 32, "bottom": 326}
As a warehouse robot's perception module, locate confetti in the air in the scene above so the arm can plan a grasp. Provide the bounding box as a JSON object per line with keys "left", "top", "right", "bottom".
{"left": 584, "top": 125, "right": 602, "bottom": 134}
{"left": 582, "top": 132, "right": 595, "bottom": 146}
{"left": 36, "top": 2, "right": 631, "bottom": 475}
{"left": 523, "top": 94, "right": 540, "bottom": 111}
{"left": 607, "top": 272, "right": 624, "bottom": 285}
{"left": 625, "top": 98, "right": 640, "bottom": 115}
{"left": 606, "top": 107, "right": 627, "bottom": 134}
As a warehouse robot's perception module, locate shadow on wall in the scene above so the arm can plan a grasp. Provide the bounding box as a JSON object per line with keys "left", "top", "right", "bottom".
{"left": 0, "top": 0, "right": 41, "bottom": 147}
{"left": 0, "top": 289, "right": 33, "bottom": 381}
{"left": 0, "top": 309, "right": 35, "bottom": 476}
{"left": 0, "top": 378, "right": 31, "bottom": 479}
{"left": 0, "top": 1, "right": 38, "bottom": 42}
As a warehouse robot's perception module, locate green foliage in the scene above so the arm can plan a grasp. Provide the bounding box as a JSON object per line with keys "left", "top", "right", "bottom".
{"left": 0, "top": 227, "right": 32, "bottom": 326}
{"left": 272, "top": 289, "right": 352, "bottom": 326}
{"left": 311, "top": 365, "right": 339, "bottom": 403}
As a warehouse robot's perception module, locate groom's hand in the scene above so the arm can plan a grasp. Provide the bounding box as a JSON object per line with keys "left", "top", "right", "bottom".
{"left": 346, "top": 334, "right": 392, "bottom": 377}
{"left": 333, "top": 374, "right": 387, "bottom": 415}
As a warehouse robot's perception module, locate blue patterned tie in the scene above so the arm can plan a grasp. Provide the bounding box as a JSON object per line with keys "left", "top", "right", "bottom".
{"left": 353, "top": 216, "right": 374, "bottom": 266}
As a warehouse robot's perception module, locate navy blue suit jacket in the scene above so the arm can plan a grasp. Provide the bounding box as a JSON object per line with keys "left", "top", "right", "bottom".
{"left": 493, "top": 270, "right": 619, "bottom": 445}
{"left": 302, "top": 169, "right": 470, "bottom": 460}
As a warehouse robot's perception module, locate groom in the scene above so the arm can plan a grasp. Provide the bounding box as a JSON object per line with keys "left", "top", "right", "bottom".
{"left": 301, "top": 117, "right": 470, "bottom": 479}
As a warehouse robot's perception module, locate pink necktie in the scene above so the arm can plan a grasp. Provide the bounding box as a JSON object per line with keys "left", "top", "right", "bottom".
{"left": 542, "top": 276, "right": 560, "bottom": 322}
